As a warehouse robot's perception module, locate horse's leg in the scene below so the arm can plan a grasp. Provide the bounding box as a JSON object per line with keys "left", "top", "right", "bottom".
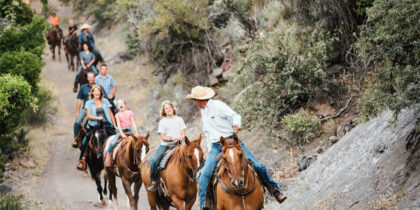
{"left": 70, "top": 54, "right": 74, "bottom": 71}
{"left": 94, "top": 176, "right": 107, "bottom": 207}
{"left": 58, "top": 43, "right": 61, "bottom": 62}
{"left": 121, "top": 177, "right": 135, "bottom": 210}
{"left": 133, "top": 179, "right": 142, "bottom": 210}
{"left": 171, "top": 196, "right": 186, "bottom": 210}
{"left": 145, "top": 190, "right": 159, "bottom": 210}
{"left": 65, "top": 51, "right": 70, "bottom": 69}
{"left": 51, "top": 45, "right": 55, "bottom": 60}
{"left": 185, "top": 194, "right": 197, "bottom": 210}
{"left": 108, "top": 172, "right": 119, "bottom": 210}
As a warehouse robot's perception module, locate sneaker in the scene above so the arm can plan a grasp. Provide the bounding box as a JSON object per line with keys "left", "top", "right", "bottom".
{"left": 274, "top": 191, "right": 287, "bottom": 204}
{"left": 104, "top": 153, "right": 112, "bottom": 168}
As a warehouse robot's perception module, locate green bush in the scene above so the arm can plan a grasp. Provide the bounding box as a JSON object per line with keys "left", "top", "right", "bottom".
{"left": 281, "top": 110, "right": 321, "bottom": 144}
{"left": 0, "top": 50, "right": 44, "bottom": 92}
{"left": 0, "top": 74, "right": 34, "bottom": 137}
{"left": 0, "top": 195, "right": 22, "bottom": 210}
{"left": 0, "top": 16, "right": 47, "bottom": 58}
{"left": 233, "top": 25, "right": 328, "bottom": 138}
{"left": 0, "top": 0, "right": 33, "bottom": 25}
{"left": 357, "top": 0, "right": 420, "bottom": 118}
{"left": 22, "top": 86, "right": 56, "bottom": 126}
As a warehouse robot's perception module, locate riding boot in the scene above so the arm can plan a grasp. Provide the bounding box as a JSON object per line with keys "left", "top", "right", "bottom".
{"left": 104, "top": 153, "right": 112, "bottom": 168}
{"left": 73, "top": 82, "right": 78, "bottom": 93}
{"left": 260, "top": 177, "right": 287, "bottom": 204}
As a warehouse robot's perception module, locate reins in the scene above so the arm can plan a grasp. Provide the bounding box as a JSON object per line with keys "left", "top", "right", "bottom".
{"left": 216, "top": 159, "right": 257, "bottom": 197}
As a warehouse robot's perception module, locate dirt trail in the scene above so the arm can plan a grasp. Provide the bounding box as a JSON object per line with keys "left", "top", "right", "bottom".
{"left": 26, "top": 1, "right": 152, "bottom": 209}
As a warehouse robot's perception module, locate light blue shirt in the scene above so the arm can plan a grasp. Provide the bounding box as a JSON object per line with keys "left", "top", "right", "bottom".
{"left": 200, "top": 99, "right": 241, "bottom": 148}
{"left": 95, "top": 74, "right": 117, "bottom": 97}
{"left": 84, "top": 98, "right": 113, "bottom": 128}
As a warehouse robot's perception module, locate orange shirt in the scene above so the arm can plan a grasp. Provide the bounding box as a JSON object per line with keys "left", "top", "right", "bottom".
{"left": 49, "top": 16, "right": 59, "bottom": 26}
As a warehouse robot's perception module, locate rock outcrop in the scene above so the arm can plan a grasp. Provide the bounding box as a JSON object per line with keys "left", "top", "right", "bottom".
{"left": 266, "top": 109, "right": 420, "bottom": 209}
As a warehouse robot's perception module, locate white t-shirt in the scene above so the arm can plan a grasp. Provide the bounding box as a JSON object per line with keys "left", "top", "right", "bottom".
{"left": 158, "top": 115, "right": 186, "bottom": 146}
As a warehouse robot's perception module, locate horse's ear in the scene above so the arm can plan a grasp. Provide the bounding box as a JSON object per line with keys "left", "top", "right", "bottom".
{"left": 197, "top": 134, "right": 202, "bottom": 145}
{"left": 233, "top": 133, "right": 239, "bottom": 144}
{"left": 220, "top": 136, "right": 226, "bottom": 146}
{"left": 145, "top": 131, "right": 150, "bottom": 140}
{"left": 185, "top": 136, "right": 191, "bottom": 146}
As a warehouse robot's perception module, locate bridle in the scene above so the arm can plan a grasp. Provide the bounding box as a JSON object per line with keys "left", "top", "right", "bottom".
{"left": 88, "top": 127, "right": 106, "bottom": 158}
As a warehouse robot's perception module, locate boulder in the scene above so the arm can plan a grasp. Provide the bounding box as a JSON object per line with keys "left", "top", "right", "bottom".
{"left": 329, "top": 136, "right": 340, "bottom": 144}
{"left": 0, "top": 182, "right": 12, "bottom": 195}
{"left": 222, "top": 70, "right": 233, "bottom": 81}
{"left": 212, "top": 68, "right": 223, "bottom": 77}
{"left": 209, "top": 75, "right": 219, "bottom": 86}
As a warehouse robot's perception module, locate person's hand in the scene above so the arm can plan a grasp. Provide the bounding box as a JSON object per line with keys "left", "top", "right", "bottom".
{"left": 108, "top": 94, "right": 114, "bottom": 99}
{"left": 86, "top": 63, "right": 90, "bottom": 68}
{"left": 83, "top": 65, "right": 87, "bottom": 70}
{"left": 75, "top": 112, "right": 79, "bottom": 119}
{"left": 97, "top": 116, "right": 103, "bottom": 120}
{"left": 233, "top": 125, "right": 240, "bottom": 133}
{"left": 134, "top": 133, "right": 139, "bottom": 137}
{"left": 121, "top": 133, "right": 127, "bottom": 138}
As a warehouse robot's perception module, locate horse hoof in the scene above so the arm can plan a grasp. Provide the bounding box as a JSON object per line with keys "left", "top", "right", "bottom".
{"left": 93, "top": 199, "right": 107, "bottom": 208}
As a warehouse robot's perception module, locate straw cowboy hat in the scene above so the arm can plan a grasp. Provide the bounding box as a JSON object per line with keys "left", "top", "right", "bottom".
{"left": 186, "top": 86, "right": 215, "bottom": 100}
{"left": 80, "top": 23, "right": 91, "bottom": 30}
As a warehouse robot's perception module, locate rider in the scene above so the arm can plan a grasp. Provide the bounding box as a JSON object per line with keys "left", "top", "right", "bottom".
{"left": 185, "top": 86, "right": 287, "bottom": 209}
{"left": 48, "top": 12, "right": 63, "bottom": 38}
{"left": 73, "top": 43, "right": 99, "bottom": 92}
{"left": 104, "top": 99, "right": 140, "bottom": 168}
{"left": 72, "top": 72, "right": 106, "bottom": 148}
{"left": 76, "top": 85, "right": 117, "bottom": 171}
{"left": 148, "top": 101, "right": 186, "bottom": 191}
{"left": 94, "top": 64, "right": 117, "bottom": 113}
{"left": 78, "top": 23, "right": 104, "bottom": 63}
{"left": 63, "top": 19, "right": 78, "bottom": 47}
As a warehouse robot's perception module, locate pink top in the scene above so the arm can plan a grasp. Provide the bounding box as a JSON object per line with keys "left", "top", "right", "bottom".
{"left": 115, "top": 110, "right": 133, "bottom": 129}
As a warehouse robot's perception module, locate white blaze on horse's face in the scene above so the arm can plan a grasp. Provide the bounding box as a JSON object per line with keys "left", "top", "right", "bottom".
{"left": 141, "top": 144, "right": 147, "bottom": 161}
{"left": 95, "top": 131, "right": 99, "bottom": 140}
{"left": 194, "top": 148, "right": 200, "bottom": 168}
{"left": 229, "top": 149, "right": 234, "bottom": 163}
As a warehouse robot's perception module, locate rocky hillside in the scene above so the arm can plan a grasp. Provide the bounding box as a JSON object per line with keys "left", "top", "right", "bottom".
{"left": 265, "top": 108, "right": 420, "bottom": 209}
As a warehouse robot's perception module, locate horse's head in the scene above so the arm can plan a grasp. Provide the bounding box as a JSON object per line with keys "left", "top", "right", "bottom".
{"left": 220, "top": 134, "right": 247, "bottom": 189}
{"left": 91, "top": 127, "right": 106, "bottom": 158}
{"left": 181, "top": 135, "right": 204, "bottom": 176}
{"left": 131, "top": 132, "right": 150, "bottom": 167}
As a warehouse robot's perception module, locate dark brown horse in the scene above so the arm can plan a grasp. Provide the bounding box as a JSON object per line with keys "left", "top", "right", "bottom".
{"left": 64, "top": 32, "right": 79, "bottom": 71}
{"left": 105, "top": 133, "right": 150, "bottom": 210}
{"left": 46, "top": 26, "right": 62, "bottom": 62}
{"left": 212, "top": 135, "right": 264, "bottom": 210}
{"left": 141, "top": 135, "right": 204, "bottom": 210}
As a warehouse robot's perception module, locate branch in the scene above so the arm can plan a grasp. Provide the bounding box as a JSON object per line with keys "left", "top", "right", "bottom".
{"left": 320, "top": 95, "right": 354, "bottom": 122}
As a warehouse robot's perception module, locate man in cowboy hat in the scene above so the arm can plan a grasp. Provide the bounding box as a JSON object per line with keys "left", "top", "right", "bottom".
{"left": 78, "top": 23, "right": 104, "bottom": 63}
{"left": 186, "top": 86, "right": 287, "bottom": 209}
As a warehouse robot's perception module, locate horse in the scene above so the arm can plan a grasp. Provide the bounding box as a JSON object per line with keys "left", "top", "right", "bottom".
{"left": 46, "top": 26, "right": 62, "bottom": 62}
{"left": 85, "top": 125, "right": 109, "bottom": 207}
{"left": 64, "top": 32, "right": 80, "bottom": 71}
{"left": 105, "top": 133, "right": 150, "bottom": 210}
{"left": 211, "top": 135, "right": 264, "bottom": 210}
{"left": 141, "top": 135, "right": 204, "bottom": 210}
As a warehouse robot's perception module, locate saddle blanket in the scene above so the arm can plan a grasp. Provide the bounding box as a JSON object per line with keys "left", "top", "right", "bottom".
{"left": 104, "top": 135, "right": 123, "bottom": 160}
{"left": 146, "top": 147, "right": 176, "bottom": 170}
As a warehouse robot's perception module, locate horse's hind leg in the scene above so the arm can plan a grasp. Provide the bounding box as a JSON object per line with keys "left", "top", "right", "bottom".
{"left": 121, "top": 177, "right": 136, "bottom": 209}
{"left": 107, "top": 172, "right": 119, "bottom": 209}
{"left": 51, "top": 45, "right": 55, "bottom": 60}
{"left": 65, "top": 52, "right": 70, "bottom": 70}
{"left": 145, "top": 190, "right": 159, "bottom": 210}
{"left": 58, "top": 43, "right": 61, "bottom": 63}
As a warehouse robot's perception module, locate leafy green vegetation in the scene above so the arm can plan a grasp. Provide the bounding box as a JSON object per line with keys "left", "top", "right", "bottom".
{"left": 282, "top": 111, "right": 321, "bottom": 144}
{"left": 357, "top": 0, "right": 420, "bottom": 119}
{"left": 0, "top": 195, "right": 22, "bottom": 210}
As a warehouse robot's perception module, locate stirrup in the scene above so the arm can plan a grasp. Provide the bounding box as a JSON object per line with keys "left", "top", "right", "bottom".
{"left": 76, "top": 159, "right": 87, "bottom": 171}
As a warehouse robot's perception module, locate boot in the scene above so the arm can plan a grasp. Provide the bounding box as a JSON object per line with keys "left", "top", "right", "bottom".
{"left": 274, "top": 191, "right": 287, "bottom": 204}
{"left": 73, "top": 82, "right": 78, "bottom": 93}
{"left": 104, "top": 153, "right": 112, "bottom": 168}
{"left": 71, "top": 137, "right": 78, "bottom": 148}
{"left": 77, "top": 158, "right": 87, "bottom": 171}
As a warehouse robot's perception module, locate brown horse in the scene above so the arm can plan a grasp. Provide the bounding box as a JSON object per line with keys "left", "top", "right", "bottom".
{"left": 141, "top": 135, "right": 204, "bottom": 210}
{"left": 64, "top": 32, "right": 80, "bottom": 71}
{"left": 46, "top": 26, "right": 62, "bottom": 62}
{"left": 105, "top": 133, "right": 150, "bottom": 210}
{"left": 211, "top": 135, "right": 264, "bottom": 210}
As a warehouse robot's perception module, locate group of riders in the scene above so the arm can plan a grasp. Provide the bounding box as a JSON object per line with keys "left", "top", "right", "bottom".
{"left": 50, "top": 13, "right": 287, "bottom": 209}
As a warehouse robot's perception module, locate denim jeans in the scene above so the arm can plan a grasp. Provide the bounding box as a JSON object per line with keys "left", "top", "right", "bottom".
{"left": 107, "top": 128, "right": 132, "bottom": 153}
{"left": 149, "top": 145, "right": 169, "bottom": 180}
{"left": 73, "top": 108, "right": 86, "bottom": 138}
{"left": 198, "top": 140, "right": 281, "bottom": 209}
{"left": 74, "top": 65, "right": 98, "bottom": 83}
{"left": 90, "top": 44, "right": 104, "bottom": 63}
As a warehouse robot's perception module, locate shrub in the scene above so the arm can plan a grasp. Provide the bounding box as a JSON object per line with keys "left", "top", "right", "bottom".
{"left": 22, "top": 86, "right": 56, "bottom": 126}
{"left": 0, "top": 50, "right": 44, "bottom": 92}
{"left": 0, "top": 0, "right": 33, "bottom": 25}
{"left": 357, "top": 0, "right": 420, "bottom": 118}
{"left": 282, "top": 110, "right": 321, "bottom": 144}
{"left": 0, "top": 195, "right": 22, "bottom": 210}
{"left": 233, "top": 25, "right": 329, "bottom": 138}
{"left": 0, "top": 16, "right": 47, "bottom": 58}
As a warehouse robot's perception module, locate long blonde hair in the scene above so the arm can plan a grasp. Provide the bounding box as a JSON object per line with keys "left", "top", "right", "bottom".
{"left": 160, "top": 100, "right": 176, "bottom": 117}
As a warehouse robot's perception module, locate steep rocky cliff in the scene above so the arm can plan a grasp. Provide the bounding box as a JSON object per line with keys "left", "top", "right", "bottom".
{"left": 265, "top": 109, "right": 420, "bottom": 209}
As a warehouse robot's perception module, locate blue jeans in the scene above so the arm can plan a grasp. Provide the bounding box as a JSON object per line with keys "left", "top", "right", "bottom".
{"left": 107, "top": 128, "right": 132, "bottom": 153}
{"left": 74, "top": 65, "right": 98, "bottom": 83}
{"left": 73, "top": 109, "right": 86, "bottom": 138}
{"left": 149, "top": 145, "right": 169, "bottom": 180}
{"left": 198, "top": 140, "right": 281, "bottom": 209}
{"left": 90, "top": 44, "right": 104, "bottom": 62}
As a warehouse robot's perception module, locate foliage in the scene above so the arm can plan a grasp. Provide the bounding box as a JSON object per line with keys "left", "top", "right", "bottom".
{"left": 353, "top": 0, "right": 374, "bottom": 17}
{"left": 68, "top": 0, "right": 117, "bottom": 26}
{"left": 0, "top": 195, "right": 22, "bottom": 210}
{"left": 281, "top": 110, "right": 321, "bottom": 144}
{"left": 233, "top": 25, "right": 328, "bottom": 138}
{"left": 22, "top": 86, "right": 56, "bottom": 126}
{"left": 0, "top": 16, "right": 47, "bottom": 57}
{"left": 0, "top": 50, "right": 44, "bottom": 92}
{"left": 357, "top": 0, "right": 420, "bottom": 118}
{"left": 0, "top": 0, "right": 33, "bottom": 25}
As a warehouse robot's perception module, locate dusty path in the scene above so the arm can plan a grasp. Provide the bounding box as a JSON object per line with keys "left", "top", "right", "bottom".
{"left": 27, "top": 1, "right": 152, "bottom": 209}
